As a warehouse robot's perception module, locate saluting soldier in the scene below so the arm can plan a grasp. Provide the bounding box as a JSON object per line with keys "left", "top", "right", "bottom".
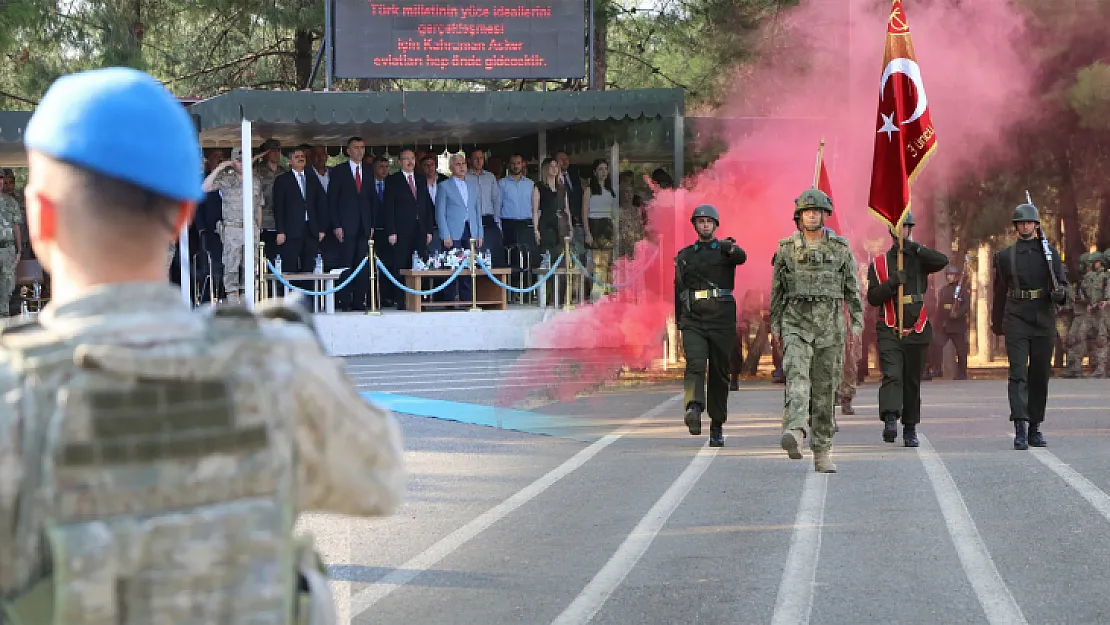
{"left": 991, "top": 201, "right": 1068, "bottom": 450}
{"left": 772, "top": 189, "right": 863, "bottom": 473}
{"left": 675, "top": 204, "right": 747, "bottom": 447}
{"left": 0, "top": 67, "right": 405, "bottom": 623}
{"left": 936, "top": 265, "right": 972, "bottom": 380}
{"left": 866, "top": 211, "right": 948, "bottom": 447}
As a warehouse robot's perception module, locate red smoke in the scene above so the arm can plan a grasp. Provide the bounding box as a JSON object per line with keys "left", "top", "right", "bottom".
{"left": 498, "top": 0, "right": 1039, "bottom": 405}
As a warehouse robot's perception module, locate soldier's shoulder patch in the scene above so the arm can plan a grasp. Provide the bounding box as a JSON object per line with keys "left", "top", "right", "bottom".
{"left": 776, "top": 235, "right": 796, "bottom": 249}
{"left": 826, "top": 233, "right": 850, "bottom": 247}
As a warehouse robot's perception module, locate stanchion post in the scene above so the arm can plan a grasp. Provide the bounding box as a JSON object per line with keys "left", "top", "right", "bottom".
{"left": 468, "top": 238, "right": 480, "bottom": 312}
{"left": 257, "top": 241, "right": 266, "bottom": 303}
{"left": 367, "top": 237, "right": 382, "bottom": 316}
{"left": 563, "top": 235, "right": 574, "bottom": 311}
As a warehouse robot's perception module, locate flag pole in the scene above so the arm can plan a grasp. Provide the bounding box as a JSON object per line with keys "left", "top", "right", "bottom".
{"left": 812, "top": 138, "right": 825, "bottom": 188}
{"left": 897, "top": 223, "right": 904, "bottom": 338}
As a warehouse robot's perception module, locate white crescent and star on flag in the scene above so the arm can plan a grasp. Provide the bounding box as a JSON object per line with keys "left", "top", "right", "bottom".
{"left": 877, "top": 57, "right": 929, "bottom": 141}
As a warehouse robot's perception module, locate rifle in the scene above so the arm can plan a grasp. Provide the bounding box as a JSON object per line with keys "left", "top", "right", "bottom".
{"left": 1026, "top": 190, "right": 1062, "bottom": 305}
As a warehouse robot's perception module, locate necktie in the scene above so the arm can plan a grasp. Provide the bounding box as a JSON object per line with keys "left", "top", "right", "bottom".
{"left": 377, "top": 181, "right": 384, "bottom": 202}
{"left": 355, "top": 165, "right": 362, "bottom": 192}
{"left": 407, "top": 173, "right": 416, "bottom": 198}
{"left": 296, "top": 171, "right": 305, "bottom": 198}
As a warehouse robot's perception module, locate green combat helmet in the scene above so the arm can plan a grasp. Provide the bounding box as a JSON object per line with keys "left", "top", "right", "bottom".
{"left": 1092, "top": 251, "right": 1106, "bottom": 268}
{"left": 793, "top": 188, "right": 833, "bottom": 220}
{"left": 1013, "top": 203, "right": 1041, "bottom": 224}
{"left": 690, "top": 204, "right": 719, "bottom": 225}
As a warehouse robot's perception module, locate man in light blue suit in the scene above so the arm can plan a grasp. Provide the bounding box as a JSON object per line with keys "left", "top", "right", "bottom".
{"left": 435, "top": 153, "right": 484, "bottom": 302}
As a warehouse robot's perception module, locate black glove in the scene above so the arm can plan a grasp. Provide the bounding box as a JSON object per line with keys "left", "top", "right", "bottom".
{"left": 720, "top": 237, "right": 736, "bottom": 255}
{"left": 1052, "top": 287, "right": 1067, "bottom": 304}
{"left": 900, "top": 240, "right": 921, "bottom": 254}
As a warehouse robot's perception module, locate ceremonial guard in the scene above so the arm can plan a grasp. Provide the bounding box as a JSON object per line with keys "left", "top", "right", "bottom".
{"left": 991, "top": 201, "right": 1068, "bottom": 450}
{"left": 772, "top": 190, "right": 863, "bottom": 473}
{"left": 865, "top": 211, "right": 948, "bottom": 447}
{"left": 936, "top": 265, "right": 972, "bottom": 380}
{"left": 0, "top": 67, "right": 405, "bottom": 623}
{"left": 675, "top": 204, "right": 747, "bottom": 447}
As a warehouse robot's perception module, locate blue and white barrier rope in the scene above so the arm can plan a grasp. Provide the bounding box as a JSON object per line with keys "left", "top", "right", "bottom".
{"left": 374, "top": 257, "right": 469, "bottom": 296}
{"left": 474, "top": 254, "right": 565, "bottom": 294}
{"left": 264, "top": 258, "right": 368, "bottom": 296}
{"left": 570, "top": 248, "right": 659, "bottom": 290}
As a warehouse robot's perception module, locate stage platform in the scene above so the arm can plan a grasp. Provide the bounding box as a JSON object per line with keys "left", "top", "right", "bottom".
{"left": 312, "top": 304, "right": 666, "bottom": 357}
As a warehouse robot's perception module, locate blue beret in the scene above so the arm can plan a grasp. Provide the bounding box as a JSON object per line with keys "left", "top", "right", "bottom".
{"left": 24, "top": 67, "right": 202, "bottom": 202}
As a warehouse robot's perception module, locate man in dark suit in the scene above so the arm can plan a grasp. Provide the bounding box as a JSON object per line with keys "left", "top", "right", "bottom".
{"left": 421, "top": 154, "right": 448, "bottom": 255}
{"left": 273, "top": 144, "right": 327, "bottom": 280}
{"left": 328, "top": 137, "right": 373, "bottom": 311}
{"left": 383, "top": 148, "right": 433, "bottom": 310}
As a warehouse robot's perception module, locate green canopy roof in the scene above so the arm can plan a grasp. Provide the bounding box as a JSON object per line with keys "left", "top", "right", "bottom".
{"left": 189, "top": 88, "right": 685, "bottom": 150}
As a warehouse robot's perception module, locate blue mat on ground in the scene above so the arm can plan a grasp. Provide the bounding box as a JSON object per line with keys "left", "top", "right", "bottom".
{"left": 360, "top": 392, "right": 591, "bottom": 441}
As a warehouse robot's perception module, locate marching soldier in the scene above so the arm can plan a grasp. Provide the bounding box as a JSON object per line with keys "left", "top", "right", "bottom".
{"left": 837, "top": 261, "right": 869, "bottom": 415}
{"left": 772, "top": 189, "right": 863, "bottom": 473}
{"left": 1062, "top": 252, "right": 1105, "bottom": 378}
{"left": 991, "top": 201, "right": 1068, "bottom": 450}
{"left": 0, "top": 67, "right": 405, "bottom": 623}
{"left": 676, "top": 204, "right": 747, "bottom": 447}
{"left": 866, "top": 211, "right": 949, "bottom": 447}
{"left": 936, "top": 265, "right": 972, "bottom": 380}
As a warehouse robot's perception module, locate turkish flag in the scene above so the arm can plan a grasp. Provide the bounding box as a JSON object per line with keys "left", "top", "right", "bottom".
{"left": 816, "top": 153, "right": 843, "bottom": 234}
{"left": 867, "top": 0, "right": 937, "bottom": 230}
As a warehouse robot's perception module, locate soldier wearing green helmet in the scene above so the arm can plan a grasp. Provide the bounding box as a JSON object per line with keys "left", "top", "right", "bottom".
{"left": 675, "top": 203, "right": 748, "bottom": 447}
{"left": 1061, "top": 249, "right": 1106, "bottom": 378}
{"left": 991, "top": 200, "right": 1069, "bottom": 449}
{"left": 771, "top": 188, "right": 863, "bottom": 473}
{"left": 865, "top": 210, "right": 949, "bottom": 447}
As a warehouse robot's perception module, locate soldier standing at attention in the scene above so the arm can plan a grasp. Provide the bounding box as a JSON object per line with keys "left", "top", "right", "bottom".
{"left": 772, "top": 189, "right": 863, "bottom": 473}
{"left": 866, "top": 211, "right": 948, "bottom": 447}
{"left": 203, "top": 146, "right": 263, "bottom": 304}
{"left": 936, "top": 265, "right": 972, "bottom": 380}
{"left": 0, "top": 67, "right": 405, "bottom": 623}
{"left": 991, "top": 201, "right": 1068, "bottom": 450}
{"left": 675, "top": 204, "right": 747, "bottom": 447}
{"left": 0, "top": 183, "right": 23, "bottom": 317}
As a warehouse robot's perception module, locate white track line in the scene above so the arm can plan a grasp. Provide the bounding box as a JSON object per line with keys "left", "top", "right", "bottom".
{"left": 770, "top": 471, "right": 828, "bottom": 625}
{"left": 551, "top": 442, "right": 719, "bottom": 625}
{"left": 917, "top": 434, "right": 1027, "bottom": 625}
{"left": 1030, "top": 448, "right": 1110, "bottom": 522}
{"left": 347, "top": 394, "right": 682, "bottom": 619}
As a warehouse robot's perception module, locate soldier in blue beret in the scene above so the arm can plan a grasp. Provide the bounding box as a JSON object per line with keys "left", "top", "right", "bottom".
{"left": 0, "top": 67, "right": 405, "bottom": 623}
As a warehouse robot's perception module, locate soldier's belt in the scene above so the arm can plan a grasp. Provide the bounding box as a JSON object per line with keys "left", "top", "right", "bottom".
{"left": 899, "top": 294, "right": 924, "bottom": 304}
{"left": 1009, "top": 288, "right": 1044, "bottom": 300}
{"left": 692, "top": 288, "right": 732, "bottom": 300}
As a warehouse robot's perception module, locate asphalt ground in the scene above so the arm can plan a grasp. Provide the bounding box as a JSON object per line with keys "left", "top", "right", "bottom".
{"left": 294, "top": 351, "right": 1110, "bottom": 625}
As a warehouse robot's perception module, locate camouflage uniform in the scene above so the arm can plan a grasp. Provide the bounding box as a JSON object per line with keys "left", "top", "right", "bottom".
{"left": 0, "top": 283, "right": 405, "bottom": 624}
{"left": 209, "top": 165, "right": 263, "bottom": 299}
{"left": 837, "top": 263, "right": 867, "bottom": 414}
{"left": 772, "top": 221, "right": 863, "bottom": 471}
{"left": 1064, "top": 254, "right": 1106, "bottom": 377}
{"left": 0, "top": 194, "right": 23, "bottom": 316}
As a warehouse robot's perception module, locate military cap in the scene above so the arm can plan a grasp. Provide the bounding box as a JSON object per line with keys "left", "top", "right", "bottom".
{"left": 1012, "top": 203, "right": 1040, "bottom": 224}
{"left": 260, "top": 138, "right": 281, "bottom": 151}
{"left": 690, "top": 204, "right": 719, "bottom": 224}
{"left": 24, "top": 67, "right": 202, "bottom": 202}
{"left": 794, "top": 188, "right": 833, "bottom": 216}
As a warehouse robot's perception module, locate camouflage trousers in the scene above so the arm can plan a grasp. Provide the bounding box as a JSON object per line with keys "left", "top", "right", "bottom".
{"left": 782, "top": 334, "right": 843, "bottom": 453}
{"left": 221, "top": 225, "right": 249, "bottom": 296}
{"left": 0, "top": 246, "right": 15, "bottom": 316}
{"left": 1065, "top": 313, "right": 1106, "bottom": 374}
{"left": 839, "top": 331, "right": 862, "bottom": 401}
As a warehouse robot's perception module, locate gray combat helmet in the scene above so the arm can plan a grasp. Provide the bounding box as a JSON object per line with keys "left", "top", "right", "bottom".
{"left": 794, "top": 188, "right": 833, "bottom": 219}
{"left": 690, "top": 204, "right": 720, "bottom": 225}
{"left": 1013, "top": 203, "right": 1040, "bottom": 224}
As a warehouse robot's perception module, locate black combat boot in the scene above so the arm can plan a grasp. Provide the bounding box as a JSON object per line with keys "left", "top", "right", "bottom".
{"left": 840, "top": 398, "right": 855, "bottom": 415}
{"left": 1028, "top": 422, "right": 1046, "bottom": 447}
{"left": 1014, "top": 420, "right": 1029, "bottom": 450}
{"left": 684, "top": 404, "right": 702, "bottom": 436}
{"left": 709, "top": 422, "right": 724, "bottom": 447}
{"left": 729, "top": 374, "right": 739, "bottom": 391}
{"left": 882, "top": 412, "right": 899, "bottom": 443}
{"left": 903, "top": 424, "right": 919, "bottom": 447}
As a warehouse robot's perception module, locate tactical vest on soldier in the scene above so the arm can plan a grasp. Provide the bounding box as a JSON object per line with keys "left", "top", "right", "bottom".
{"left": 0, "top": 305, "right": 334, "bottom": 625}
